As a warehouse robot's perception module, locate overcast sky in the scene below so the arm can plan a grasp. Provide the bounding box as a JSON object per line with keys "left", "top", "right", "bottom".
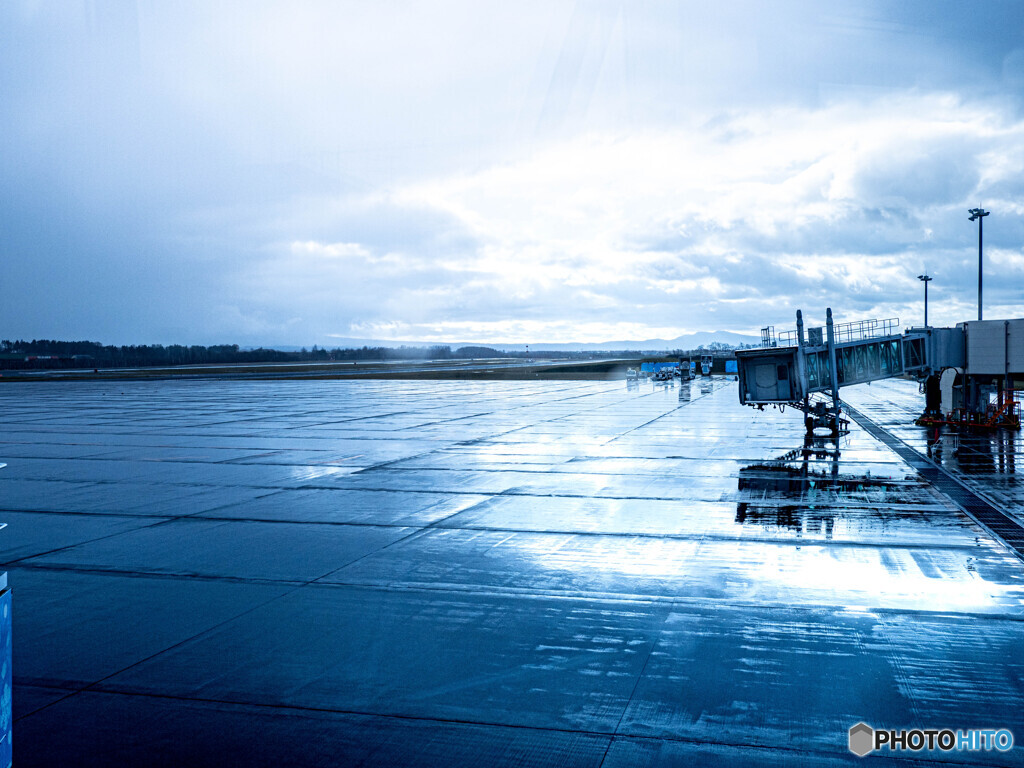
{"left": 3, "top": 1, "right": 1024, "bottom": 345}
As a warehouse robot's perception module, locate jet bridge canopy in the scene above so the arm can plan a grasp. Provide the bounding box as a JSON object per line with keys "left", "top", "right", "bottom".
{"left": 738, "top": 348, "right": 800, "bottom": 404}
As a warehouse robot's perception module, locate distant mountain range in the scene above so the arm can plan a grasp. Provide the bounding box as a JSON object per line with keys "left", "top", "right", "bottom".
{"left": 496, "top": 331, "right": 760, "bottom": 352}
{"left": 259, "top": 330, "right": 760, "bottom": 353}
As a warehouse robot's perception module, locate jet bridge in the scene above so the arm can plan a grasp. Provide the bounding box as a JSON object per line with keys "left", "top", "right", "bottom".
{"left": 737, "top": 308, "right": 969, "bottom": 433}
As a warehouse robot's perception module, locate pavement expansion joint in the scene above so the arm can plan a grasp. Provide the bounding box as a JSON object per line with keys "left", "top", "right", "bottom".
{"left": 846, "top": 403, "right": 1024, "bottom": 562}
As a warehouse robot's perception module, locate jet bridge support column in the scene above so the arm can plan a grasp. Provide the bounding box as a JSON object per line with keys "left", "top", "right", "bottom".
{"left": 796, "top": 310, "right": 812, "bottom": 434}
{"left": 826, "top": 308, "right": 841, "bottom": 434}
{"left": 923, "top": 374, "right": 941, "bottom": 416}
{"left": 1003, "top": 321, "right": 1011, "bottom": 413}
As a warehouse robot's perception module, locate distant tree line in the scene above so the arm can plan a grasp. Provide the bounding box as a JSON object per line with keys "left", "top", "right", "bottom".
{"left": 0, "top": 340, "right": 456, "bottom": 369}
{"left": 0, "top": 339, "right": 736, "bottom": 370}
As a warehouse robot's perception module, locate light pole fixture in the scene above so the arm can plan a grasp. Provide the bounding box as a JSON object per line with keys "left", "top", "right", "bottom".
{"left": 917, "top": 274, "right": 932, "bottom": 326}
{"left": 968, "top": 207, "right": 990, "bottom": 321}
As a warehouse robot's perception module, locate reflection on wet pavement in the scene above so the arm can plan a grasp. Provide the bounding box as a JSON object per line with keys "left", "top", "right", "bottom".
{"left": 2, "top": 378, "right": 1023, "bottom": 766}
{"left": 844, "top": 379, "right": 1024, "bottom": 529}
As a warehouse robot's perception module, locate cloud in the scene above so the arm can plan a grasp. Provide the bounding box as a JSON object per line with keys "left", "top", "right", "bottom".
{"left": 5, "top": 2, "right": 1024, "bottom": 344}
{"left": 326, "top": 93, "right": 1024, "bottom": 341}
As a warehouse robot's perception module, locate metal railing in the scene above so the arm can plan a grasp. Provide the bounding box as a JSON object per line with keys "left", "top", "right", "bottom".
{"left": 830, "top": 317, "right": 900, "bottom": 344}
{"left": 777, "top": 329, "right": 799, "bottom": 346}
{"left": 803, "top": 317, "right": 902, "bottom": 347}
{"left": 753, "top": 317, "right": 900, "bottom": 350}
{"left": 756, "top": 326, "right": 797, "bottom": 348}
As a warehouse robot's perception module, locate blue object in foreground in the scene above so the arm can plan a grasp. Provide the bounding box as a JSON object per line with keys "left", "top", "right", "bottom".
{"left": 0, "top": 575, "right": 10, "bottom": 768}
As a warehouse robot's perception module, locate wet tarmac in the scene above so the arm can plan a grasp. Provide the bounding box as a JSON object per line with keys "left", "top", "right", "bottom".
{"left": 843, "top": 379, "right": 1024, "bottom": 529}
{"left": 2, "top": 378, "right": 1023, "bottom": 766}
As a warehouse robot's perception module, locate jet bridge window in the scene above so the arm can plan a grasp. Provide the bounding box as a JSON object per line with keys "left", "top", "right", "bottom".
{"left": 904, "top": 337, "right": 925, "bottom": 369}
{"left": 777, "top": 364, "right": 788, "bottom": 380}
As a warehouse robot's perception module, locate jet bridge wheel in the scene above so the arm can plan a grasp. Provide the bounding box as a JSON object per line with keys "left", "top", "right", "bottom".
{"left": 804, "top": 411, "right": 848, "bottom": 436}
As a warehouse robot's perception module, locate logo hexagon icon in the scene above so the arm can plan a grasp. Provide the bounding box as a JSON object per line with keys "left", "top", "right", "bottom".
{"left": 849, "top": 722, "right": 874, "bottom": 757}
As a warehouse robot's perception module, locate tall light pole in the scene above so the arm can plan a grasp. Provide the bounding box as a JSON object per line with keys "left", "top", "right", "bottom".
{"left": 917, "top": 274, "right": 932, "bottom": 326}
{"left": 968, "top": 207, "right": 989, "bottom": 321}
